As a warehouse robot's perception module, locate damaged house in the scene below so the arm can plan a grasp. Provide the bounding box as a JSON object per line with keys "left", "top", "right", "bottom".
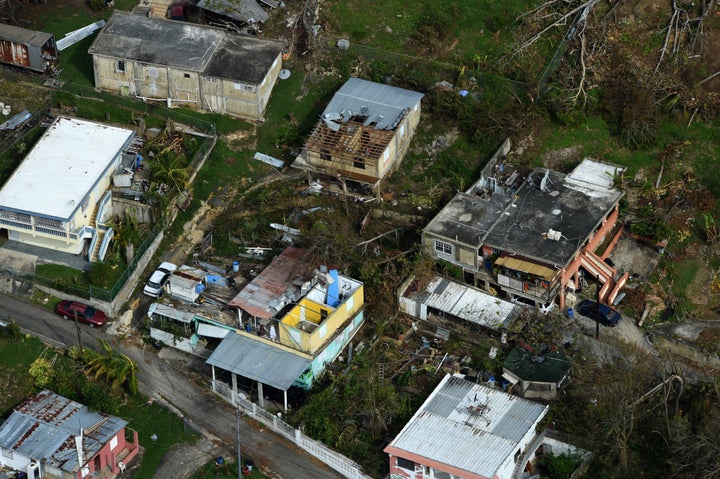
{"left": 422, "top": 139, "right": 627, "bottom": 311}
{"left": 384, "top": 373, "right": 585, "bottom": 479}
{"left": 88, "top": 13, "right": 284, "bottom": 120}
{"left": 0, "top": 390, "right": 139, "bottom": 479}
{"left": 206, "top": 246, "right": 365, "bottom": 409}
{"left": 293, "top": 77, "right": 424, "bottom": 195}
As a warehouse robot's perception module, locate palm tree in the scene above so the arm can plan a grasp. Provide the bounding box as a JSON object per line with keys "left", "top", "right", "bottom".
{"left": 84, "top": 339, "right": 140, "bottom": 395}
{"left": 150, "top": 151, "right": 190, "bottom": 194}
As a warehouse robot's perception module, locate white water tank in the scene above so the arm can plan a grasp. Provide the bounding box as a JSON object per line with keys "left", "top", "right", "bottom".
{"left": 27, "top": 462, "right": 40, "bottom": 479}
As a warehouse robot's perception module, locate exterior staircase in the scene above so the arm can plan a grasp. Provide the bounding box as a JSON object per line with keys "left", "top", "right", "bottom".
{"left": 90, "top": 229, "right": 105, "bottom": 262}
{"left": 579, "top": 249, "right": 629, "bottom": 305}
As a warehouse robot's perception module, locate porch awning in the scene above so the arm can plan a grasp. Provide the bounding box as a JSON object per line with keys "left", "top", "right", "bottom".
{"left": 197, "top": 323, "right": 231, "bottom": 338}
{"left": 206, "top": 332, "right": 311, "bottom": 391}
{"left": 494, "top": 257, "right": 557, "bottom": 281}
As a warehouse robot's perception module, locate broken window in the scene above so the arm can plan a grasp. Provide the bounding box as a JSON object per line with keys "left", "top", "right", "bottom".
{"left": 353, "top": 157, "right": 365, "bottom": 169}
{"left": 116, "top": 60, "right": 125, "bottom": 73}
{"left": 320, "top": 149, "right": 331, "bottom": 161}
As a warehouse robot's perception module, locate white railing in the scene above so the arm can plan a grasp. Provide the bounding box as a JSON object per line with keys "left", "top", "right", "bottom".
{"left": 214, "top": 380, "right": 373, "bottom": 479}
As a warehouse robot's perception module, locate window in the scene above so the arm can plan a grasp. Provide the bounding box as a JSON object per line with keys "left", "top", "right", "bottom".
{"left": 233, "top": 82, "right": 254, "bottom": 91}
{"left": 434, "top": 240, "right": 453, "bottom": 256}
{"left": 117, "top": 60, "right": 125, "bottom": 72}
{"left": 320, "top": 149, "right": 331, "bottom": 161}
{"left": 400, "top": 124, "right": 406, "bottom": 137}
{"left": 353, "top": 157, "right": 365, "bottom": 169}
{"left": 397, "top": 457, "right": 415, "bottom": 470}
{"left": 184, "top": 73, "right": 191, "bottom": 78}
{"left": 147, "top": 66, "right": 159, "bottom": 79}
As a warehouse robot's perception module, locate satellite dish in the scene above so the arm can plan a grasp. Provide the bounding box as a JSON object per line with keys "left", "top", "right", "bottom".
{"left": 279, "top": 69, "right": 291, "bottom": 80}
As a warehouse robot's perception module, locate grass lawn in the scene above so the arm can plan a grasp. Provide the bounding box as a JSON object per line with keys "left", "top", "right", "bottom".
{"left": 0, "top": 331, "right": 197, "bottom": 479}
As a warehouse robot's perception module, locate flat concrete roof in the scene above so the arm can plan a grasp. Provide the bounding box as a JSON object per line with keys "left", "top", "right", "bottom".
{"left": 0, "top": 116, "right": 134, "bottom": 220}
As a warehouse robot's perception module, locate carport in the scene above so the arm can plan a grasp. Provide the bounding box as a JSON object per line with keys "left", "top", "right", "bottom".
{"left": 206, "top": 331, "right": 311, "bottom": 410}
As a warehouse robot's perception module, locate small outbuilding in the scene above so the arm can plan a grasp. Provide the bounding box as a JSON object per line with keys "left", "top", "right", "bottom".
{"left": 503, "top": 344, "right": 571, "bottom": 400}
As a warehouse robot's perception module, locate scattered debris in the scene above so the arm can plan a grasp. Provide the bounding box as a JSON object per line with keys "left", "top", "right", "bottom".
{"left": 253, "top": 152, "right": 285, "bottom": 168}
{"left": 0, "top": 110, "right": 31, "bottom": 130}
{"left": 57, "top": 20, "right": 106, "bottom": 51}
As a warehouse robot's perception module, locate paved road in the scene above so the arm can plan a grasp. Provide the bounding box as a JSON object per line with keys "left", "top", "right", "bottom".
{"left": 0, "top": 292, "right": 343, "bottom": 479}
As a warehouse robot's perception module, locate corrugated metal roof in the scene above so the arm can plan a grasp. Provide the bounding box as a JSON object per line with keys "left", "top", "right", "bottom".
{"left": 322, "top": 78, "right": 424, "bottom": 130}
{"left": 229, "top": 246, "right": 314, "bottom": 319}
{"left": 0, "top": 116, "right": 134, "bottom": 221}
{"left": 565, "top": 158, "right": 625, "bottom": 195}
{"left": 0, "top": 390, "right": 127, "bottom": 473}
{"left": 196, "top": 0, "right": 269, "bottom": 23}
{"left": 415, "top": 276, "right": 521, "bottom": 330}
{"left": 206, "top": 331, "right": 311, "bottom": 390}
{"left": 494, "top": 256, "right": 556, "bottom": 281}
{"left": 0, "top": 23, "right": 54, "bottom": 47}
{"left": 385, "top": 374, "right": 548, "bottom": 478}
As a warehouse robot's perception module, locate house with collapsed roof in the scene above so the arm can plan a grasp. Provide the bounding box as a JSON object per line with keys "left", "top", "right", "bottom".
{"left": 0, "top": 390, "right": 139, "bottom": 479}
{"left": 422, "top": 139, "right": 628, "bottom": 311}
{"left": 293, "top": 78, "right": 424, "bottom": 195}
{"left": 502, "top": 345, "right": 572, "bottom": 401}
{"left": 88, "top": 13, "right": 284, "bottom": 120}
{"left": 385, "top": 373, "right": 560, "bottom": 479}
{"left": 205, "top": 246, "right": 365, "bottom": 409}
{"left": 0, "top": 116, "right": 138, "bottom": 264}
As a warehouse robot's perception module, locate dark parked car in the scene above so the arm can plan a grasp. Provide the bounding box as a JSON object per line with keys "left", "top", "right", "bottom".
{"left": 55, "top": 301, "right": 108, "bottom": 327}
{"left": 576, "top": 299, "right": 622, "bottom": 327}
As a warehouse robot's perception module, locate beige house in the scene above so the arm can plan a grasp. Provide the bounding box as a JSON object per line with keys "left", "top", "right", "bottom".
{"left": 0, "top": 116, "right": 136, "bottom": 264}
{"left": 293, "top": 78, "right": 424, "bottom": 194}
{"left": 88, "top": 13, "right": 284, "bottom": 120}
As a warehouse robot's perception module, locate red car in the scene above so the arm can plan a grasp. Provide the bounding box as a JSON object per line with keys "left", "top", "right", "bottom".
{"left": 55, "top": 301, "right": 108, "bottom": 327}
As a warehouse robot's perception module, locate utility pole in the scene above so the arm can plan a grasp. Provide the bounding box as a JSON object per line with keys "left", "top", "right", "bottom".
{"left": 73, "top": 310, "right": 83, "bottom": 351}
{"left": 595, "top": 275, "right": 601, "bottom": 340}
{"left": 236, "top": 408, "right": 242, "bottom": 479}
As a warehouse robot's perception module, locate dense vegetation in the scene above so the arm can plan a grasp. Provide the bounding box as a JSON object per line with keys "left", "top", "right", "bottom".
{"left": 2, "top": 0, "right": 720, "bottom": 478}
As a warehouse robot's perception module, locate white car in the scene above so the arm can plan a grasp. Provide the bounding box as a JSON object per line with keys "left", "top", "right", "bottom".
{"left": 143, "top": 262, "right": 178, "bottom": 297}
{"left": 510, "top": 295, "right": 556, "bottom": 315}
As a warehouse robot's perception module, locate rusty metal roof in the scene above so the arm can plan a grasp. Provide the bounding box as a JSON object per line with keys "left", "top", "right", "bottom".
{"left": 0, "top": 390, "right": 127, "bottom": 473}
{"left": 0, "top": 23, "right": 54, "bottom": 47}
{"left": 229, "top": 246, "right": 316, "bottom": 319}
